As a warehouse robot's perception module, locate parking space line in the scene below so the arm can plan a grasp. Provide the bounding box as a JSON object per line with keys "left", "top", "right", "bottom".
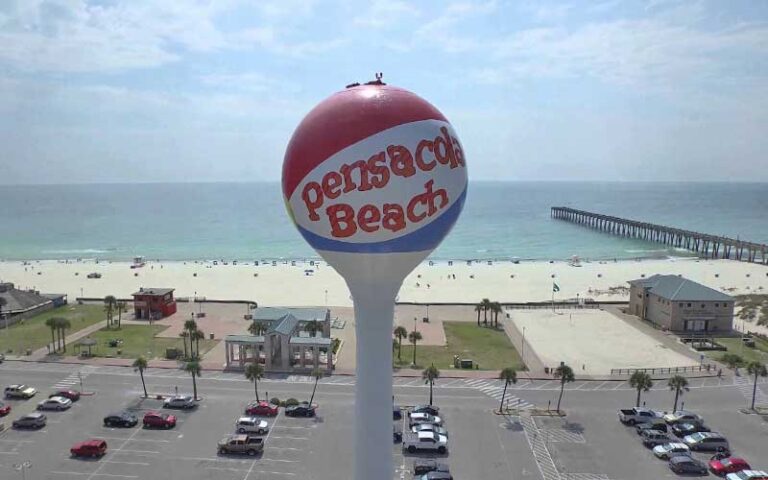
{"left": 243, "top": 407, "right": 282, "bottom": 479}
{"left": 269, "top": 436, "right": 308, "bottom": 441}
{"left": 104, "top": 460, "right": 150, "bottom": 466}
{"left": 0, "top": 451, "right": 19, "bottom": 455}
{"left": 260, "top": 458, "right": 299, "bottom": 463}
{"left": 52, "top": 472, "right": 139, "bottom": 478}
{"left": 592, "top": 381, "right": 609, "bottom": 390}
{"left": 113, "top": 449, "right": 159, "bottom": 455}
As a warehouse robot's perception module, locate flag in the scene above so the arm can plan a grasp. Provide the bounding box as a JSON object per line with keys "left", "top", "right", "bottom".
{"left": 552, "top": 283, "right": 560, "bottom": 292}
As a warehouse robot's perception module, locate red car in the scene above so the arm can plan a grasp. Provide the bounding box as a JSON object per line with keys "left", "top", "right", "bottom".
{"left": 245, "top": 401, "right": 279, "bottom": 417}
{"left": 71, "top": 439, "right": 107, "bottom": 457}
{"left": 51, "top": 389, "right": 81, "bottom": 402}
{"left": 143, "top": 411, "right": 176, "bottom": 429}
{"left": 710, "top": 457, "right": 750, "bottom": 476}
{"left": 0, "top": 401, "right": 10, "bottom": 416}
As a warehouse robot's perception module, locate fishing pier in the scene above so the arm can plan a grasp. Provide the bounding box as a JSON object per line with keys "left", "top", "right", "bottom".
{"left": 551, "top": 207, "right": 768, "bottom": 264}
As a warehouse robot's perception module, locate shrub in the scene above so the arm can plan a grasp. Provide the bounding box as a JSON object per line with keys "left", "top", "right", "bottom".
{"left": 720, "top": 353, "right": 745, "bottom": 369}
{"left": 270, "top": 397, "right": 281, "bottom": 407}
{"left": 284, "top": 398, "right": 299, "bottom": 406}
{"left": 332, "top": 338, "right": 341, "bottom": 354}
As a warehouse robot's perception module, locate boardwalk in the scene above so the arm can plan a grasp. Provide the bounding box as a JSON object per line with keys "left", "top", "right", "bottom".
{"left": 551, "top": 207, "right": 768, "bottom": 264}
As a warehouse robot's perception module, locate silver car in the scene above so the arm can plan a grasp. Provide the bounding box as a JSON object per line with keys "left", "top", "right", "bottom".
{"left": 37, "top": 396, "right": 72, "bottom": 411}
{"left": 163, "top": 395, "right": 196, "bottom": 409}
{"left": 682, "top": 432, "right": 729, "bottom": 452}
{"left": 13, "top": 412, "right": 47, "bottom": 429}
{"left": 411, "top": 423, "right": 449, "bottom": 437}
{"left": 409, "top": 412, "right": 443, "bottom": 426}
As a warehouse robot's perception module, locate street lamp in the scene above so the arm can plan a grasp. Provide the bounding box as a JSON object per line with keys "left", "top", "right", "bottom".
{"left": 13, "top": 461, "right": 31, "bottom": 480}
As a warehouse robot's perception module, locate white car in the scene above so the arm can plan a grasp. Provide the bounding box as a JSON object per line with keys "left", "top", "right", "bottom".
{"left": 409, "top": 412, "right": 443, "bottom": 426}
{"left": 726, "top": 471, "right": 768, "bottom": 480}
{"left": 663, "top": 410, "right": 703, "bottom": 425}
{"left": 163, "top": 395, "right": 196, "bottom": 409}
{"left": 411, "top": 423, "right": 449, "bottom": 437}
{"left": 37, "top": 396, "right": 72, "bottom": 411}
{"left": 652, "top": 442, "right": 690, "bottom": 459}
{"left": 235, "top": 417, "right": 269, "bottom": 435}
{"left": 5, "top": 384, "right": 37, "bottom": 399}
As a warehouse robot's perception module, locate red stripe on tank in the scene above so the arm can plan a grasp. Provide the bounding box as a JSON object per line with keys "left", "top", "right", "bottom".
{"left": 282, "top": 85, "right": 447, "bottom": 198}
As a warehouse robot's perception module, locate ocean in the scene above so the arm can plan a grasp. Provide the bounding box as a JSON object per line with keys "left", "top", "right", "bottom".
{"left": 1, "top": 182, "right": 766, "bottom": 262}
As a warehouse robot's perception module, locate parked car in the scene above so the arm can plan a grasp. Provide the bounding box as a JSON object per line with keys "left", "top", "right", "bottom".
{"left": 413, "top": 460, "right": 450, "bottom": 475}
{"left": 163, "top": 395, "right": 196, "bottom": 409}
{"left": 726, "top": 471, "right": 768, "bottom": 480}
{"left": 0, "top": 353, "right": 4, "bottom": 363}
{"left": 416, "top": 472, "right": 453, "bottom": 480}
{"left": 0, "top": 401, "right": 10, "bottom": 416}
{"left": 12, "top": 412, "right": 46, "bottom": 429}
{"left": 87, "top": 272, "right": 102, "bottom": 279}
{"left": 412, "top": 405, "right": 440, "bottom": 416}
{"left": 245, "top": 400, "right": 279, "bottom": 417}
{"left": 71, "top": 439, "right": 107, "bottom": 458}
{"left": 38, "top": 396, "right": 73, "bottom": 411}
{"left": 285, "top": 402, "right": 316, "bottom": 417}
{"left": 618, "top": 407, "right": 663, "bottom": 425}
{"left": 664, "top": 410, "right": 704, "bottom": 425}
{"left": 235, "top": 417, "right": 269, "bottom": 435}
{"left": 409, "top": 412, "right": 442, "bottom": 427}
{"left": 51, "top": 389, "right": 81, "bottom": 402}
{"left": 393, "top": 427, "right": 402, "bottom": 443}
{"left": 683, "top": 432, "right": 730, "bottom": 452}
{"left": 653, "top": 442, "right": 691, "bottom": 460}
{"left": 143, "top": 411, "right": 176, "bottom": 429}
{"left": 641, "top": 430, "right": 672, "bottom": 448}
{"left": 217, "top": 434, "right": 264, "bottom": 456}
{"left": 103, "top": 411, "right": 138, "bottom": 428}
{"left": 402, "top": 431, "right": 448, "bottom": 454}
{"left": 672, "top": 422, "right": 710, "bottom": 437}
{"left": 5, "top": 384, "right": 37, "bottom": 399}
{"left": 636, "top": 420, "right": 668, "bottom": 434}
{"left": 670, "top": 456, "right": 708, "bottom": 475}
{"left": 710, "top": 457, "right": 751, "bottom": 476}
{"left": 411, "top": 423, "right": 449, "bottom": 437}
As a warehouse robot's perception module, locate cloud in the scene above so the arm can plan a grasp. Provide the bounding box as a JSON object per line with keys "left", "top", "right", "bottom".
{"left": 414, "top": 0, "right": 497, "bottom": 53}
{"left": 353, "top": 0, "right": 420, "bottom": 29}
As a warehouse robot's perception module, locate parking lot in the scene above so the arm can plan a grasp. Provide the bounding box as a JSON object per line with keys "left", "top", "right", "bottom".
{"left": 0, "top": 362, "right": 765, "bottom": 479}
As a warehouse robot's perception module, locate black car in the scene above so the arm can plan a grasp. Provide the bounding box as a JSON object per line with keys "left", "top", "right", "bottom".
{"left": 669, "top": 456, "right": 707, "bottom": 475}
{"left": 285, "top": 402, "right": 316, "bottom": 417}
{"left": 394, "top": 406, "right": 402, "bottom": 420}
{"left": 413, "top": 459, "right": 450, "bottom": 475}
{"left": 636, "top": 422, "right": 668, "bottom": 435}
{"left": 412, "top": 405, "right": 439, "bottom": 416}
{"left": 671, "top": 422, "right": 710, "bottom": 437}
{"left": 104, "top": 411, "right": 139, "bottom": 428}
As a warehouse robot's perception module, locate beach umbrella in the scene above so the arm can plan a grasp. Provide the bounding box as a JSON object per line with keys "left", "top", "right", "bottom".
{"left": 282, "top": 74, "right": 467, "bottom": 480}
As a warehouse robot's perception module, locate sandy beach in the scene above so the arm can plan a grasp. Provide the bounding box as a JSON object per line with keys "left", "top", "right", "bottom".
{"left": 1, "top": 257, "right": 765, "bottom": 307}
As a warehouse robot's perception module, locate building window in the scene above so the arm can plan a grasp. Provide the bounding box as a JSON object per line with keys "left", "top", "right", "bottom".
{"left": 687, "top": 303, "right": 691, "bottom": 307}
{"left": 701, "top": 304, "right": 705, "bottom": 308}
{"left": 715, "top": 303, "right": 719, "bottom": 307}
{"left": 679, "top": 303, "right": 683, "bottom": 307}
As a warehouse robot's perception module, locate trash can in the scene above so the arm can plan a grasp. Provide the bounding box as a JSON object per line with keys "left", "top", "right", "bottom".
{"left": 544, "top": 367, "right": 549, "bottom": 374}
{"left": 209, "top": 333, "right": 215, "bottom": 340}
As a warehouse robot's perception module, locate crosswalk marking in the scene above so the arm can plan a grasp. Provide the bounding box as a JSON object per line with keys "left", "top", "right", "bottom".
{"left": 463, "top": 379, "right": 535, "bottom": 410}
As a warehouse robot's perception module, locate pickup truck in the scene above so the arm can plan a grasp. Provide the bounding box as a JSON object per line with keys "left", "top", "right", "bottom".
{"left": 618, "top": 407, "right": 663, "bottom": 425}
{"left": 402, "top": 431, "right": 448, "bottom": 454}
{"left": 217, "top": 434, "right": 264, "bottom": 456}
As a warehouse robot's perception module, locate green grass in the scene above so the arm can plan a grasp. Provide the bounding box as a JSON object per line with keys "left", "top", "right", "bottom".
{"left": 81, "top": 324, "right": 218, "bottom": 360}
{"left": 711, "top": 336, "right": 768, "bottom": 365}
{"left": 0, "top": 305, "right": 106, "bottom": 355}
{"left": 393, "top": 322, "right": 524, "bottom": 371}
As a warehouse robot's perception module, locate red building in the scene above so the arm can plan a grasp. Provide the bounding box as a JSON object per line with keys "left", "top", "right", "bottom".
{"left": 132, "top": 288, "right": 177, "bottom": 320}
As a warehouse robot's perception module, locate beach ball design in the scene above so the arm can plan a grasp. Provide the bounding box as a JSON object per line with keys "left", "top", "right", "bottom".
{"left": 282, "top": 83, "right": 468, "bottom": 255}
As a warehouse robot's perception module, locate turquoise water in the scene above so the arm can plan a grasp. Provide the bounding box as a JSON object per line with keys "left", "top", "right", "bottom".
{"left": 0, "top": 182, "right": 766, "bottom": 261}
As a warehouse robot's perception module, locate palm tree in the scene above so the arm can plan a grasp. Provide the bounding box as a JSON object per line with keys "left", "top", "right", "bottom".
{"left": 498, "top": 367, "right": 518, "bottom": 413}
{"left": 249, "top": 320, "right": 267, "bottom": 336}
{"left": 628, "top": 371, "right": 653, "bottom": 407}
{"left": 178, "top": 331, "right": 189, "bottom": 359}
{"left": 668, "top": 375, "right": 689, "bottom": 411}
{"left": 394, "top": 326, "right": 408, "bottom": 361}
{"left": 45, "top": 317, "right": 61, "bottom": 353}
{"left": 408, "top": 330, "right": 423, "bottom": 366}
{"left": 133, "top": 356, "right": 149, "bottom": 398}
{"left": 58, "top": 318, "right": 72, "bottom": 352}
{"left": 721, "top": 353, "right": 744, "bottom": 370}
{"left": 491, "top": 302, "right": 503, "bottom": 328}
{"left": 553, "top": 363, "right": 575, "bottom": 413}
{"left": 309, "top": 368, "right": 323, "bottom": 405}
{"left": 0, "top": 297, "right": 7, "bottom": 326}
{"left": 422, "top": 364, "right": 440, "bottom": 405}
{"left": 104, "top": 295, "right": 117, "bottom": 327}
{"left": 244, "top": 362, "right": 265, "bottom": 401}
{"left": 746, "top": 361, "right": 768, "bottom": 410}
{"left": 475, "top": 304, "right": 482, "bottom": 326}
{"left": 184, "top": 359, "right": 201, "bottom": 400}
{"left": 116, "top": 301, "right": 127, "bottom": 328}
{"left": 191, "top": 329, "right": 205, "bottom": 359}
{"left": 481, "top": 298, "right": 491, "bottom": 326}
{"left": 305, "top": 320, "right": 320, "bottom": 337}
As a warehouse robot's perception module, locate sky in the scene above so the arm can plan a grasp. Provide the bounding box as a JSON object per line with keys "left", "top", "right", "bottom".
{"left": 1, "top": 0, "right": 767, "bottom": 184}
